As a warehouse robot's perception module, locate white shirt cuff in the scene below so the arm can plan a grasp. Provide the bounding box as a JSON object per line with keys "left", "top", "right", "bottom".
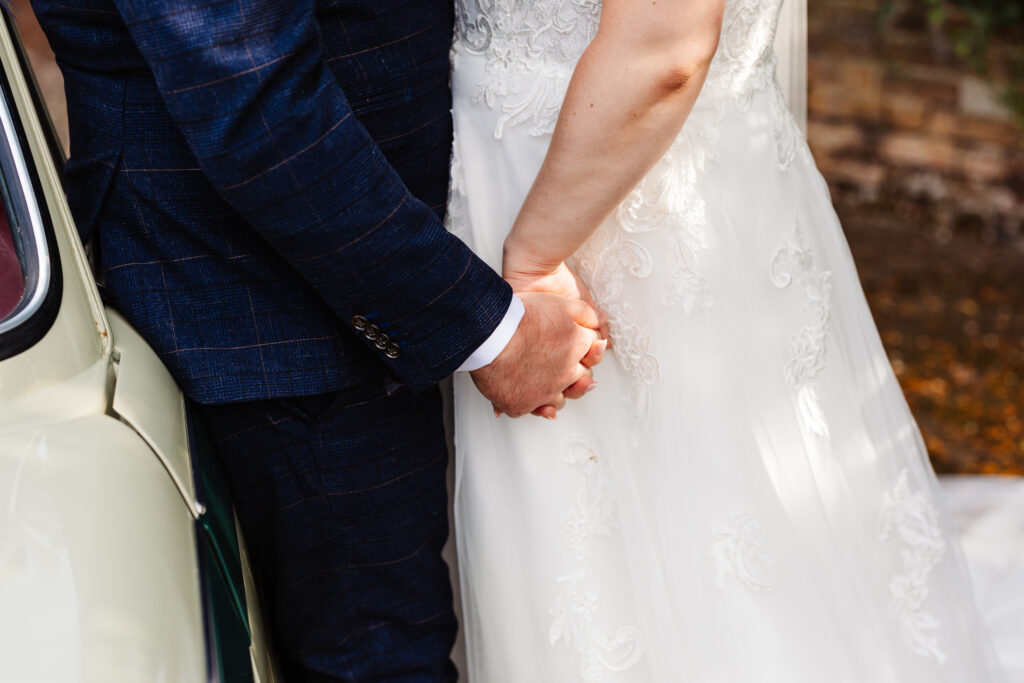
{"left": 456, "top": 295, "right": 525, "bottom": 372}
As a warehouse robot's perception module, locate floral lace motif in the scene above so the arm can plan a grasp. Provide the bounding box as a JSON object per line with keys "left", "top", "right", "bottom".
{"left": 768, "top": 77, "right": 810, "bottom": 170}
{"left": 617, "top": 123, "right": 716, "bottom": 313}
{"left": 570, "top": 231, "right": 659, "bottom": 439}
{"left": 712, "top": 509, "right": 778, "bottom": 591}
{"left": 454, "top": 0, "right": 601, "bottom": 137}
{"left": 571, "top": 119, "right": 716, "bottom": 436}
{"left": 706, "top": 0, "right": 780, "bottom": 100}
{"left": 878, "top": 469, "right": 948, "bottom": 665}
{"left": 549, "top": 434, "right": 643, "bottom": 681}
{"left": 702, "top": 0, "right": 810, "bottom": 170}
{"left": 445, "top": 133, "right": 471, "bottom": 244}
{"left": 770, "top": 220, "right": 833, "bottom": 437}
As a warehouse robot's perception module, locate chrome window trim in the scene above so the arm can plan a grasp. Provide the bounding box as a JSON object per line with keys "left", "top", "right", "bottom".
{"left": 0, "top": 80, "right": 50, "bottom": 336}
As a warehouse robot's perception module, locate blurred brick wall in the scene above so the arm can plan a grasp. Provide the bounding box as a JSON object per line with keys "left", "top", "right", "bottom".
{"left": 806, "top": 0, "right": 1023, "bottom": 241}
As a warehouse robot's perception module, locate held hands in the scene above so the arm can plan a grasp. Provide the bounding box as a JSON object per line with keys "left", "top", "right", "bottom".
{"left": 470, "top": 292, "right": 607, "bottom": 418}
{"left": 501, "top": 238, "right": 610, "bottom": 343}
{"left": 469, "top": 239, "right": 610, "bottom": 419}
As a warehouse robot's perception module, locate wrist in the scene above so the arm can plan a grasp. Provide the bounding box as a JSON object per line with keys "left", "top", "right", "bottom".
{"left": 502, "top": 233, "right": 562, "bottom": 279}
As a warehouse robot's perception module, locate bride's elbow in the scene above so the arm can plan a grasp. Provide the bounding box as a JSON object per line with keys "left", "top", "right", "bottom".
{"left": 657, "top": 58, "right": 712, "bottom": 95}
{"left": 590, "top": 3, "right": 724, "bottom": 97}
{"left": 655, "top": 52, "right": 717, "bottom": 96}
{"left": 651, "top": 24, "right": 722, "bottom": 95}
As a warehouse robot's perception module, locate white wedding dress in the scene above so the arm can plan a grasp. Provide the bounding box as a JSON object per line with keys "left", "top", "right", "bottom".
{"left": 446, "top": 1, "right": 1010, "bottom": 681}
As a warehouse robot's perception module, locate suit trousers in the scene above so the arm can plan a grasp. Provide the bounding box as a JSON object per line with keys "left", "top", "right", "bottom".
{"left": 200, "top": 381, "right": 458, "bottom": 683}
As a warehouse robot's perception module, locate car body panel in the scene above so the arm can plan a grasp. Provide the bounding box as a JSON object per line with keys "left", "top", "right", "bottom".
{"left": 0, "top": 413, "right": 207, "bottom": 683}
{"left": 109, "top": 309, "right": 198, "bottom": 515}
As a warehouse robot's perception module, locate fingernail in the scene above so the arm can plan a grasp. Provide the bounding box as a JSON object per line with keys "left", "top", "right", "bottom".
{"left": 598, "top": 339, "right": 608, "bottom": 352}
{"left": 545, "top": 413, "right": 557, "bottom": 420}
{"left": 585, "top": 383, "right": 599, "bottom": 394}
{"left": 494, "top": 408, "right": 502, "bottom": 418}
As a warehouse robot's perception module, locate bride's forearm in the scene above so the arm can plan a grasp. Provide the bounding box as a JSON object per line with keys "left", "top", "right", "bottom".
{"left": 504, "top": 0, "right": 726, "bottom": 273}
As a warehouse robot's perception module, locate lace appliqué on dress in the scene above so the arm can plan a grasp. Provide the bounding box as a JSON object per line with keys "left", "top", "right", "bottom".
{"left": 703, "top": 0, "right": 811, "bottom": 170}
{"left": 571, "top": 120, "right": 716, "bottom": 438}
{"left": 618, "top": 123, "right": 716, "bottom": 314}
{"left": 454, "top": 0, "right": 601, "bottom": 138}
{"left": 770, "top": 220, "right": 833, "bottom": 437}
{"left": 767, "top": 74, "right": 811, "bottom": 170}
{"left": 444, "top": 133, "right": 472, "bottom": 244}
{"left": 706, "top": 0, "right": 780, "bottom": 99}
{"left": 878, "top": 469, "right": 949, "bottom": 665}
{"left": 549, "top": 434, "right": 643, "bottom": 681}
{"left": 571, "top": 231, "right": 659, "bottom": 439}
{"left": 712, "top": 509, "right": 778, "bottom": 591}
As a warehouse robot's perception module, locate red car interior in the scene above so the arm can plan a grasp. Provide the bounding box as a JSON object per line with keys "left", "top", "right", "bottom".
{"left": 0, "top": 207, "right": 24, "bottom": 320}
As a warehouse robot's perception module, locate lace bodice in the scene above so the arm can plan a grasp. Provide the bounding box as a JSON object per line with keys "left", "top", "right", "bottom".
{"left": 455, "top": 0, "right": 601, "bottom": 67}
{"left": 454, "top": 0, "right": 786, "bottom": 136}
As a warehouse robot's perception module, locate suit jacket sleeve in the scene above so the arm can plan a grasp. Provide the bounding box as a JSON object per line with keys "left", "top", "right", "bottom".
{"left": 109, "top": 0, "right": 513, "bottom": 391}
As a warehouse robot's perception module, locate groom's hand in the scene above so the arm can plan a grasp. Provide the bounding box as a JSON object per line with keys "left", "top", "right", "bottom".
{"left": 470, "top": 292, "right": 603, "bottom": 418}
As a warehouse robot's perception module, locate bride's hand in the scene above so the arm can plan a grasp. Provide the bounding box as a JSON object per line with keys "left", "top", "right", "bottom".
{"left": 502, "top": 243, "right": 609, "bottom": 342}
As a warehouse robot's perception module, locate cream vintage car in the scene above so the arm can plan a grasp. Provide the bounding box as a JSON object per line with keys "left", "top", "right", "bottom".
{"left": 0, "top": 12, "right": 278, "bottom": 683}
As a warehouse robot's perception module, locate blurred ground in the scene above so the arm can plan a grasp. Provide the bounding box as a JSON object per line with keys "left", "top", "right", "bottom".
{"left": 808, "top": 0, "right": 1024, "bottom": 475}
{"left": 6, "top": 1, "right": 1022, "bottom": 474}
{"left": 843, "top": 197, "right": 1024, "bottom": 474}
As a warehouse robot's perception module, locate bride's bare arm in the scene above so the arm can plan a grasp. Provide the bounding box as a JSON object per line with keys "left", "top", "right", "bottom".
{"left": 503, "top": 0, "right": 726, "bottom": 284}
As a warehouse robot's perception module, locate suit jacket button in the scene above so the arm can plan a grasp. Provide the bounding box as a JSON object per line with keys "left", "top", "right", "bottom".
{"left": 375, "top": 334, "right": 390, "bottom": 350}
{"left": 385, "top": 343, "right": 401, "bottom": 359}
{"left": 365, "top": 324, "right": 380, "bottom": 341}
{"left": 352, "top": 315, "right": 368, "bottom": 331}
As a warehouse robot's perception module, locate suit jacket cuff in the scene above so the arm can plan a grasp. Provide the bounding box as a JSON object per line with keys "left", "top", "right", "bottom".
{"left": 347, "top": 230, "right": 514, "bottom": 391}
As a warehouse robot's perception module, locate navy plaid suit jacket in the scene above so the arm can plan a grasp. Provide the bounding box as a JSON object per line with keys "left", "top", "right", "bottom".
{"left": 33, "top": 0, "right": 513, "bottom": 403}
